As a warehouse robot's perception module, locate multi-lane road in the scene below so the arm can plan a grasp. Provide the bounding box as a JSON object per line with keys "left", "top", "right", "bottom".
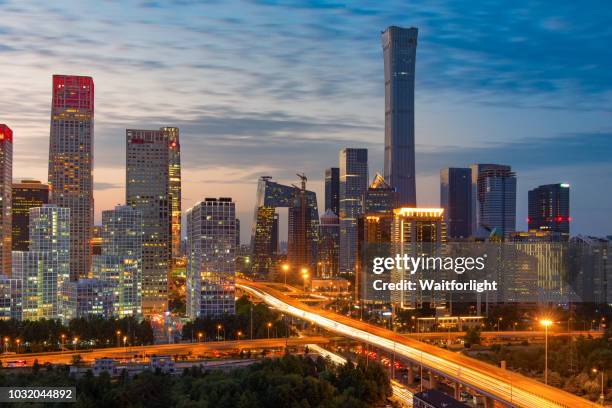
{"left": 237, "top": 278, "right": 599, "bottom": 408}
{"left": 0, "top": 336, "right": 329, "bottom": 366}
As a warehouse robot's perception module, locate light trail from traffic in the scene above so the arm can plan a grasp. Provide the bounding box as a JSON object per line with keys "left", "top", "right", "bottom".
{"left": 238, "top": 279, "right": 598, "bottom": 408}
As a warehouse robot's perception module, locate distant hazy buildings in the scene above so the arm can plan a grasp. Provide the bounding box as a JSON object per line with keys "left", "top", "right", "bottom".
{"left": 318, "top": 210, "right": 339, "bottom": 278}
{"left": 12, "top": 205, "right": 70, "bottom": 321}
{"left": 471, "top": 164, "right": 516, "bottom": 239}
{"left": 440, "top": 168, "right": 472, "bottom": 239}
{"left": 528, "top": 183, "right": 570, "bottom": 239}
{"left": 382, "top": 26, "right": 418, "bottom": 207}
{"left": 94, "top": 205, "right": 143, "bottom": 317}
{"left": 339, "top": 148, "right": 368, "bottom": 275}
{"left": 569, "top": 235, "right": 611, "bottom": 304}
{"left": 126, "top": 127, "right": 180, "bottom": 316}
{"left": 12, "top": 180, "right": 49, "bottom": 252}
{"left": 186, "top": 198, "right": 237, "bottom": 319}
{"left": 48, "top": 75, "right": 94, "bottom": 280}
{"left": 0, "top": 125, "right": 12, "bottom": 276}
{"left": 325, "top": 167, "right": 340, "bottom": 215}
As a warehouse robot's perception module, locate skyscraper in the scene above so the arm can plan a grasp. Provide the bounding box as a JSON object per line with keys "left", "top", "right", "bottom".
{"left": 339, "top": 148, "right": 368, "bottom": 275}
{"left": 48, "top": 75, "right": 94, "bottom": 280}
{"left": 363, "top": 173, "right": 398, "bottom": 214}
{"left": 126, "top": 127, "right": 180, "bottom": 315}
{"left": 0, "top": 125, "right": 12, "bottom": 275}
{"left": 528, "top": 183, "right": 570, "bottom": 239}
{"left": 12, "top": 180, "right": 49, "bottom": 251}
{"left": 382, "top": 26, "right": 418, "bottom": 207}
{"left": 318, "top": 210, "right": 339, "bottom": 278}
{"left": 471, "top": 164, "right": 516, "bottom": 239}
{"left": 12, "top": 205, "right": 70, "bottom": 321}
{"left": 94, "top": 205, "right": 143, "bottom": 317}
{"left": 440, "top": 168, "right": 472, "bottom": 239}
{"left": 325, "top": 167, "right": 340, "bottom": 215}
{"left": 186, "top": 198, "right": 236, "bottom": 319}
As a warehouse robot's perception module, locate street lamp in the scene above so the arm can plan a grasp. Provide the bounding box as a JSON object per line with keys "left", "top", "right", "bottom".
{"left": 72, "top": 337, "right": 78, "bottom": 352}
{"left": 301, "top": 268, "right": 309, "bottom": 292}
{"left": 15, "top": 339, "right": 20, "bottom": 353}
{"left": 592, "top": 368, "right": 605, "bottom": 406}
{"left": 540, "top": 319, "right": 553, "bottom": 385}
{"left": 60, "top": 334, "right": 66, "bottom": 352}
{"left": 237, "top": 331, "right": 242, "bottom": 340}
{"left": 123, "top": 335, "right": 128, "bottom": 351}
{"left": 282, "top": 263, "right": 290, "bottom": 286}
{"left": 116, "top": 330, "right": 121, "bottom": 347}
{"left": 267, "top": 322, "right": 272, "bottom": 339}
{"left": 198, "top": 332, "right": 203, "bottom": 343}
{"left": 216, "top": 325, "right": 222, "bottom": 341}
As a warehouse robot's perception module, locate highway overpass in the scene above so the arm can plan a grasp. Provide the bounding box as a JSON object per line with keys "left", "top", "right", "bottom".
{"left": 237, "top": 279, "right": 598, "bottom": 408}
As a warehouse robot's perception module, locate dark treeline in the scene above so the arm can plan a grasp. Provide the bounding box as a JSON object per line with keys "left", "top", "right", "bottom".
{"left": 182, "top": 295, "right": 293, "bottom": 341}
{"left": 0, "top": 354, "right": 393, "bottom": 407}
{"left": 0, "top": 317, "right": 154, "bottom": 353}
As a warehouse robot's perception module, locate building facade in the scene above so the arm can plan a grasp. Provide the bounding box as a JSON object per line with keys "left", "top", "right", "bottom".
{"left": 0, "top": 275, "right": 22, "bottom": 320}
{"left": 339, "top": 148, "right": 368, "bottom": 275}
{"left": 471, "top": 164, "right": 516, "bottom": 239}
{"left": 73, "top": 278, "right": 115, "bottom": 318}
{"left": 12, "top": 205, "right": 70, "bottom": 321}
{"left": 0, "top": 125, "right": 12, "bottom": 276}
{"left": 48, "top": 75, "right": 94, "bottom": 280}
{"left": 186, "top": 198, "right": 237, "bottom": 319}
{"left": 318, "top": 210, "right": 340, "bottom": 278}
{"left": 528, "top": 183, "right": 570, "bottom": 239}
{"left": 126, "top": 127, "right": 180, "bottom": 315}
{"left": 324, "top": 167, "right": 340, "bottom": 215}
{"left": 382, "top": 26, "right": 418, "bottom": 207}
{"left": 12, "top": 180, "right": 49, "bottom": 252}
{"left": 94, "top": 205, "right": 143, "bottom": 317}
{"left": 440, "top": 168, "right": 472, "bottom": 239}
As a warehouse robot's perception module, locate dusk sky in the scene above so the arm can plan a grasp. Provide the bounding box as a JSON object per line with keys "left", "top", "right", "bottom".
{"left": 1, "top": 0, "right": 611, "bottom": 243}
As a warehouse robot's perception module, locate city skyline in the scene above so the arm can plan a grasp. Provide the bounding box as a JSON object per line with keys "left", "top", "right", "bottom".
{"left": 1, "top": 1, "right": 611, "bottom": 241}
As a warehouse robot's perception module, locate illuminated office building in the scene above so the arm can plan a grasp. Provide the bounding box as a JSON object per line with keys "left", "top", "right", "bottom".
{"left": 528, "top": 183, "right": 570, "bottom": 239}
{"left": 318, "top": 210, "right": 339, "bottom": 278}
{"left": 91, "top": 225, "right": 102, "bottom": 256}
{"left": 363, "top": 173, "right": 398, "bottom": 214}
{"left": 392, "top": 208, "right": 446, "bottom": 308}
{"left": 325, "top": 167, "right": 340, "bottom": 215}
{"left": 12, "top": 205, "right": 70, "bottom": 321}
{"left": 12, "top": 180, "right": 49, "bottom": 252}
{"left": 471, "top": 164, "right": 516, "bottom": 239}
{"left": 251, "top": 176, "right": 318, "bottom": 278}
{"left": 382, "top": 26, "right": 418, "bottom": 207}
{"left": 0, "top": 275, "right": 21, "bottom": 320}
{"left": 339, "top": 148, "right": 368, "bottom": 275}
{"left": 126, "top": 127, "right": 180, "bottom": 315}
{"left": 73, "top": 278, "right": 115, "bottom": 318}
{"left": 186, "top": 198, "right": 236, "bottom": 318}
{"left": 93, "top": 205, "right": 143, "bottom": 317}
{"left": 48, "top": 75, "right": 94, "bottom": 280}
{"left": 0, "top": 125, "right": 12, "bottom": 276}
{"left": 440, "top": 168, "right": 472, "bottom": 239}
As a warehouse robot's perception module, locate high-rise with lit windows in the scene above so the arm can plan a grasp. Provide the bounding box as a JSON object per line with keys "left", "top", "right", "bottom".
{"left": 471, "top": 164, "right": 516, "bottom": 239}
{"left": 186, "top": 198, "right": 236, "bottom": 319}
{"left": 12, "top": 180, "right": 49, "bottom": 251}
{"left": 382, "top": 26, "right": 418, "bottom": 207}
{"left": 0, "top": 125, "right": 12, "bottom": 276}
{"left": 126, "top": 127, "right": 180, "bottom": 315}
{"left": 528, "top": 183, "right": 570, "bottom": 239}
{"left": 48, "top": 75, "right": 94, "bottom": 280}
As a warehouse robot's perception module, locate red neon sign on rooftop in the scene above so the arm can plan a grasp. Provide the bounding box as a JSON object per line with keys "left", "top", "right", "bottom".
{"left": 52, "top": 75, "right": 94, "bottom": 111}
{"left": 0, "top": 124, "right": 13, "bottom": 143}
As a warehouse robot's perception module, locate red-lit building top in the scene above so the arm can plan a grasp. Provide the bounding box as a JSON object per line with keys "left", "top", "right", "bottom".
{"left": 52, "top": 75, "right": 94, "bottom": 111}
{"left": 0, "top": 125, "right": 13, "bottom": 143}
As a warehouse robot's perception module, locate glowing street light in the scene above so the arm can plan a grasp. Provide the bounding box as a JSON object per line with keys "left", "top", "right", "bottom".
{"left": 72, "top": 337, "right": 78, "bottom": 352}
{"left": 267, "top": 322, "right": 272, "bottom": 339}
{"left": 282, "top": 263, "right": 290, "bottom": 286}
{"left": 216, "top": 324, "right": 223, "bottom": 341}
{"left": 592, "top": 368, "right": 605, "bottom": 406}
{"left": 301, "top": 268, "right": 309, "bottom": 292}
{"left": 198, "top": 332, "right": 203, "bottom": 343}
{"left": 237, "top": 331, "right": 243, "bottom": 340}
{"left": 116, "top": 330, "right": 121, "bottom": 347}
{"left": 540, "top": 319, "right": 553, "bottom": 385}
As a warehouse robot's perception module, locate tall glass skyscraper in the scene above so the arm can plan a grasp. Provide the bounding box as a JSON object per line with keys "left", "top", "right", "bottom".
{"left": 94, "top": 205, "right": 143, "bottom": 317}
{"left": 324, "top": 167, "right": 340, "bottom": 215}
{"left": 48, "top": 75, "right": 94, "bottom": 281}
{"left": 186, "top": 198, "right": 236, "bottom": 319}
{"left": 382, "top": 26, "right": 418, "bottom": 207}
{"left": 126, "top": 127, "right": 180, "bottom": 315}
{"left": 471, "top": 164, "right": 516, "bottom": 239}
{"left": 0, "top": 125, "right": 12, "bottom": 276}
{"left": 12, "top": 180, "right": 49, "bottom": 252}
{"left": 528, "top": 183, "right": 570, "bottom": 239}
{"left": 339, "top": 148, "right": 368, "bottom": 275}
{"left": 440, "top": 168, "right": 472, "bottom": 239}
{"left": 12, "top": 205, "right": 70, "bottom": 321}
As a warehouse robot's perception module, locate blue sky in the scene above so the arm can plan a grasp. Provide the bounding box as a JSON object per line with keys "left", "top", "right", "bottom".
{"left": 0, "top": 0, "right": 611, "bottom": 241}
